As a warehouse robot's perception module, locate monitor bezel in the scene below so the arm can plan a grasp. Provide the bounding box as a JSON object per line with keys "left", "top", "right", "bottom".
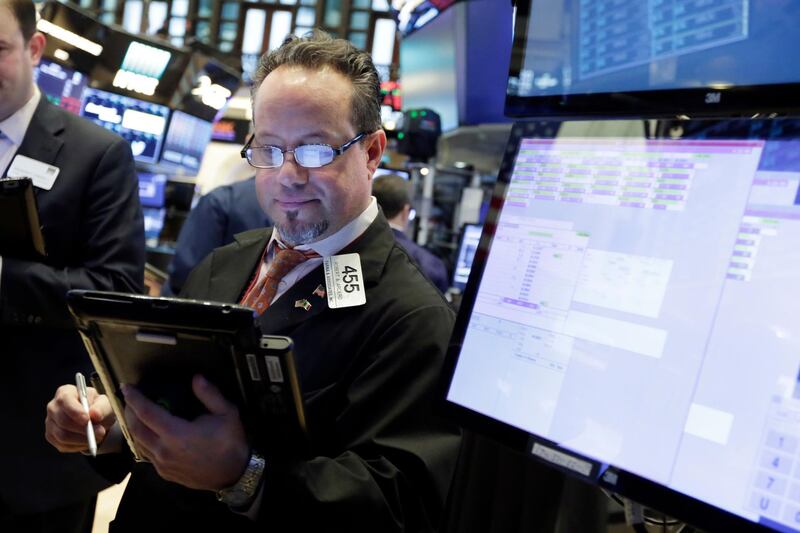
{"left": 438, "top": 118, "right": 798, "bottom": 533}
{"left": 505, "top": 0, "right": 800, "bottom": 120}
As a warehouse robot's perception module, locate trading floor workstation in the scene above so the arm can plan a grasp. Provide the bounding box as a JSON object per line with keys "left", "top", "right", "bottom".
{"left": 8, "top": 0, "right": 800, "bottom": 531}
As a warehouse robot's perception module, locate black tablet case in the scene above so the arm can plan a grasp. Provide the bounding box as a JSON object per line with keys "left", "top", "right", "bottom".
{"left": 0, "top": 178, "right": 47, "bottom": 259}
{"left": 66, "top": 290, "right": 308, "bottom": 460}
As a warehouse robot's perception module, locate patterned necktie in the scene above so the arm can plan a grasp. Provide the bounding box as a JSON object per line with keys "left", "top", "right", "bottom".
{"left": 241, "top": 247, "right": 319, "bottom": 315}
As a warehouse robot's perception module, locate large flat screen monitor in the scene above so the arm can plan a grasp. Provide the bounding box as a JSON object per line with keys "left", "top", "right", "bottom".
{"left": 159, "top": 111, "right": 214, "bottom": 174}
{"left": 442, "top": 119, "right": 800, "bottom": 532}
{"left": 506, "top": 0, "right": 800, "bottom": 118}
{"left": 34, "top": 58, "right": 88, "bottom": 115}
{"left": 80, "top": 88, "right": 170, "bottom": 164}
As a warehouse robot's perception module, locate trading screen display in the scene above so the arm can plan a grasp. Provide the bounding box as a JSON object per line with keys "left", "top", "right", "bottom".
{"left": 138, "top": 172, "right": 167, "bottom": 208}
{"left": 446, "top": 128, "right": 800, "bottom": 531}
{"left": 34, "top": 59, "right": 88, "bottom": 115}
{"left": 80, "top": 88, "right": 169, "bottom": 164}
{"left": 160, "top": 111, "right": 214, "bottom": 174}
{"left": 452, "top": 223, "right": 482, "bottom": 290}
{"left": 509, "top": 0, "right": 800, "bottom": 99}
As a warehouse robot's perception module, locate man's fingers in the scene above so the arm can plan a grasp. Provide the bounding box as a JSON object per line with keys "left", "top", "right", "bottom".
{"left": 192, "top": 375, "right": 236, "bottom": 416}
{"left": 122, "top": 384, "right": 187, "bottom": 436}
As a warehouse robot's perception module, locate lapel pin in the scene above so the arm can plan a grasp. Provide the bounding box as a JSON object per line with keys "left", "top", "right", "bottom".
{"left": 294, "top": 299, "right": 312, "bottom": 311}
{"left": 313, "top": 285, "right": 326, "bottom": 298}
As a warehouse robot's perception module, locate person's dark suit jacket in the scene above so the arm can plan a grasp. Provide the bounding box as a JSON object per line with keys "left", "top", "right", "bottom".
{"left": 391, "top": 228, "right": 450, "bottom": 293}
{"left": 0, "top": 99, "right": 145, "bottom": 515}
{"left": 109, "top": 214, "right": 461, "bottom": 532}
{"left": 163, "top": 176, "right": 269, "bottom": 295}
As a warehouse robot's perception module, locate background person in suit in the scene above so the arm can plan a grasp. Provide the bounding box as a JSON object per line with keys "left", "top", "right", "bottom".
{"left": 46, "top": 30, "right": 459, "bottom": 532}
{"left": 0, "top": 0, "right": 145, "bottom": 531}
{"left": 372, "top": 173, "right": 450, "bottom": 293}
{"left": 162, "top": 176, "right": 270, "bottom": 296}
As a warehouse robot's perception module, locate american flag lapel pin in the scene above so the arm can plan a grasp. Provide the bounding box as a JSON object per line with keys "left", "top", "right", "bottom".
{"left": 312, "top": 284, "right": 326, "bottom": 298}
{"left": 294, "top": 299, "right": 312, "bottom": 311}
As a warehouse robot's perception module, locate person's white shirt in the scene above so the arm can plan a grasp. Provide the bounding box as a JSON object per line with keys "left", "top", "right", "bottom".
{"left": 0, "top": 86, "right": 42, "bottom": 295}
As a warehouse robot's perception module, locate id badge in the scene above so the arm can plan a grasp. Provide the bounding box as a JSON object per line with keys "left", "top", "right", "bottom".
{"left": 7, "top": 155, "right": 60, "bottom": 190}
{"left": 323, "top": 253, "right": 366, "bottom": 309}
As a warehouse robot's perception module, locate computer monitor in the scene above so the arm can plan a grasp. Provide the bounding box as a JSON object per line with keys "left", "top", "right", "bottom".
{"left": 506, "top": 0, "right": 800, "bottom": 118}
{"left": 138, "top": 172, "right": 167, "bottom": 209}
{"left": 451, "top": 223, "right": 482, "bottom": 291}
{"left": 374, "top": 167, "right": 410, "bottom": 180}
{"left": 80, "top": 88, "right": 170, "bottom": 164}
{"left": 142, "top": 207, "right": 166, "bottom": 248}
{"left": 442, "top": 119, "right": 800, "bottom": 532}
{"left": 160, "top": 111, "right": 214, "bottom": 174}
{"left": 34, "top": 58, "right": 88, "bottom": 115}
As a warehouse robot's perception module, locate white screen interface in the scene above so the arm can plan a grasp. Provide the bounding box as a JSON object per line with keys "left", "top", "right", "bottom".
{"left": 448, "top": 136, "right": 800, "bottom": 530}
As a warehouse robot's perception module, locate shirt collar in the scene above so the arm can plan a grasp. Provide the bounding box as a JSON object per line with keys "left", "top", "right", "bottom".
{"left": 0, "top": 86, "right": 41, "bottom": 146}
{"left": 269, "top": 196, "right": 379, "bottom": 257}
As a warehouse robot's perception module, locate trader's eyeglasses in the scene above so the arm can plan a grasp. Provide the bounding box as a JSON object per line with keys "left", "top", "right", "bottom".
{"left": 240, "top": 132, "right": 367, "bottom": 169}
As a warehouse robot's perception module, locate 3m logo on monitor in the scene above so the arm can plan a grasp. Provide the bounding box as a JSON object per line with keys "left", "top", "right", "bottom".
{"left": 705, "top": 92, "right": 722, "bottom": 104}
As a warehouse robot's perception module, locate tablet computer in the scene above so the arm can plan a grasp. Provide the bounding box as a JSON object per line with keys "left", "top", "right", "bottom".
{"left": 67, "top": 290, "right": 308, "bottom": 460}
{"left": 0, "top": 177, "right": 47, "bottom": 259}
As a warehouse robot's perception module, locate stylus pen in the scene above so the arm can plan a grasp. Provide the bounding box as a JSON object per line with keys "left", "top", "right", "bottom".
{"left": 75, "top": 372, "right": 97, "bottom": 457}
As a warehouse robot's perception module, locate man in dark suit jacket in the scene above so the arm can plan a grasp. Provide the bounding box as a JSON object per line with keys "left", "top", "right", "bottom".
{"left": 0, "top": 1, "right": 145, "bottom": 531}
{"left": 372, "top": 173, "right": 450, "bottom": 293}
{"left": 162, "top": 176, "right": 270, "bottom": 295}
{"left": 46, "top": 30, "right": 459, "bottom": 532}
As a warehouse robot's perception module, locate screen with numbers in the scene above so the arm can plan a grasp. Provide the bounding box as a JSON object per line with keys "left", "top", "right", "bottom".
{"left": 506, "top": 0, "right": 800, "bottom": 118}
{"left": 442, "top": 119, "right": 800, "bottom": 532}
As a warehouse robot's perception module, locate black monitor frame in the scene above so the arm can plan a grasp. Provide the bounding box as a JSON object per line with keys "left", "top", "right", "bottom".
{"left": 439, "top": 117, "right": 800, "bottom": 532}
{"left": 505, "top": 0, "right": 800, "bottom": 120}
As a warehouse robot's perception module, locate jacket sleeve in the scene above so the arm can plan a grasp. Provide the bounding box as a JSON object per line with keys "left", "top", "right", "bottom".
{"left": 164, "top": 186, "right": 231, "bottom": 295}
{"left": 258, "top": 304, "right": 462, "bottom": 533}
{"left": 0, "top": 139, "right": 144, "bottom": 328}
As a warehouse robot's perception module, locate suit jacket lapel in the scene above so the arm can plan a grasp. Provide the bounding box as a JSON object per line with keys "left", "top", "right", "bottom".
{"left": 10, "top": 99, "right": 65, "bottom": 174}
{"left": 200, "top": 229, "right": 270, "bottom": 302}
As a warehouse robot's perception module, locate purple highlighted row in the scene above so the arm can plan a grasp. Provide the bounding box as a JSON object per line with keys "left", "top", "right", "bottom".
{"left": 744, "top": 209, "right": 800, "bottom": 220}
{"left": 739, "top": 227, "right": 760, "bottom": 235}
{"left": 660, "top": 173, "right": 691, "bottom": 179}
{"left": 726, "top": 273, "right": 746, "bottom": 281}
{"left": 732, "top": 250, "right": 752, "bottom": 258}
{"left": 502, "top": 297, "right": 540, "bottom": 310}
{"left": 506, "top": 201, "right": 528, "bottom": 207}
{"left": 752, "top": 179, "right": 789, "bottom": 187}
{"left": 655, "top": 194, "right": 684, "bottom": 201}
{"left": 729, "top": 261, "right": 749, "bottom": 269}
{"left": 658, "top": 183, "right": 687, "bottom": 190}
{"left": 621, "top": 201, "right": 646, "bottom": 208}
{"left": 735, "top": 238, "right": 755, "bottom": 246}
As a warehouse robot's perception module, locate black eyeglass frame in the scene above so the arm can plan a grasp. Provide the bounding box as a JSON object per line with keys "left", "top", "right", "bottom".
{"left": 240, "top": 132, "right": 369, "bottom": 169}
